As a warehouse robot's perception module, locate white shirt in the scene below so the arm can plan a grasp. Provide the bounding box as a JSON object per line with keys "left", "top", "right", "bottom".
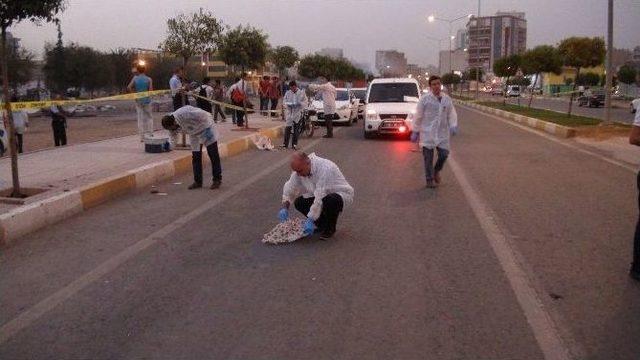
{"left": 11, "top": 110, "right": 28, "bottom": 134}
{"left": 169, "top": 74, "right": 182, "bottom": 96}
{"left": 413, "top": 92, "right": 458, "bottom": 150}
{"left": 283, "top": 89, "right": 308, "bottom": 125}
{"left": 634, "top": 107, "right": 640, "bottom": 126}
{"left": 309, "top": 82, "right": 337, "bottom": 115}
{"left": 199, "top": 85, "right": 214, "bottom": 99}
{"left": 172, "top": 105, "right": 219, "bottom": 150}
{"left": 282, "top": 153, "right": 354, "bottom": 220}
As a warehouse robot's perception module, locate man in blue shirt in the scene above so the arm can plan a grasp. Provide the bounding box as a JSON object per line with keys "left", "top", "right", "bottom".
{"left": 128, "top": 64, "right": 154, "bottom": 142}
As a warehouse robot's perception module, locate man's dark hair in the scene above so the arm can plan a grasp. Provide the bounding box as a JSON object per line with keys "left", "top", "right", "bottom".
{"left": 428, "top": 75, "right": 441, "bottom": 85}
{"left": 161, "top": 114, "right": 177, "bottom": 130}
{"left": 289, "top": 80, "right": 297, "bottom": 87}
{"left": 175, "top": 66, "right": 184, "bottom": 73}
{"left": 241, "top": 72, "right": 247, "bottom": 78}
{"left": 136, "top": 64, "right": 146, "bottom": 73}
{"left": 263, "top": 75, "right": 270, "bottom": 80}
{"left": 202, "top": 77, "right": 211, "bottom": 84}
{"left": 215, "top": 79, "right": 221, "bottom": 84}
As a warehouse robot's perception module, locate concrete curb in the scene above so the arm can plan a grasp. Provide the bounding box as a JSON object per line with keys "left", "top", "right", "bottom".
{"left": 453, "top": 100, "right": 577, "bottom": 138}
{"left": 0, "top": 125, "right": 284, "bottom": 247}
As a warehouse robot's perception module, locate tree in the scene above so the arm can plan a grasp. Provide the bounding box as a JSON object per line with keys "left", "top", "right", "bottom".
{"left": 298, "top": 54, "right": 364, "bottom": 82}
{"left": 575, "top": 72, "right": 600, "bottom": 86}
{"left": 441, "top": 72, "right": 461, "bottom": 91}
{"left": 0, "top": 0, "right": 66, "bottom": 197}
{"left": 160, "top": 8, "right": 224, "bottom": 71}
{"left": 218, "top": 25, "right": 269, "bottom": 129}
{"left": 146, "top": 54, "right": 183, "bottom": 91}
{"left": 106, "top": 48, "right": 135, "bottom": 93}
{"left": 467, "top": 67, "right": 484, "bottom": 82}
{"left": 557, "top": 36, "right": 605, "bottom": 116}
{"left": 269, "top": 45, "right": 299, "bottom": 75}
{"left": 43, "top": 22, "right": 68, "bottom": 95}
{"left": 0, "top": 40, "right": 34, "bottom": 93}
{"left": 507, "top": 76, "right": 531, "bottom": 86}
{"left": 618, "top": 64, "right": 637, "bottom": 85}
{"left": 493, "top": 54, "right": 521, "bottom": 105}
{"left": 520, "top": 45, "right": 562, "bottom": 107}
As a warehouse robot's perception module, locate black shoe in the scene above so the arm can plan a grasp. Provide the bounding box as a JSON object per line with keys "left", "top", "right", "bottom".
{"left": 319, "top": 230, "right": 335, "bottom": 239}
{"left": 188, "top": 183, "right": 202, "bottom": 190}
{"left": 210, "top": 180, "right": 221, "bottom": 190}
{"left": 630, "top": 269, "right": 640, "bottom": 281}
{"left": 322, "top": 134, "right": 333, "bottom": 138}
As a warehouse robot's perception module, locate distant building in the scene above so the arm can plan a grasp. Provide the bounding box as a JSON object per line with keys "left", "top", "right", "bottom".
{"left": 439, "top": 49, "right": 468, "bottom": 74}
{"left": 375, "top": 50, "right": 408, "bottom": 77}
{"left": 318, "top": 47, "right": 344, "bottom": 59}
{"left": 406, "top": 64, "right": 427, "bottom": 78}
{"left": 466, "top": 11, "right": 527, "bottom": 73}
{"left": 455, "top": 29, "right": 468, "bottom": 51}
{"left": 633, "top": 46, "right": 640, "bottom": 63}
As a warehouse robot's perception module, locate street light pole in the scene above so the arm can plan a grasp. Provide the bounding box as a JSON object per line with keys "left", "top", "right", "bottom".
{"left": 604, "top": 0, "right": 613, "bottom": 124}
{"left": 475, "top": 0, "right": 481, "bottom": 99}
{"left": 427, "top": 13, "right": 473, "bottom": 76}
{"left": 449, "top": 24, "right": 453, "bottom": 75}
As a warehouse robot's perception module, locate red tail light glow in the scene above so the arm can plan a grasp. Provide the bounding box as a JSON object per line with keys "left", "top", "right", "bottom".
{"left": 399, "top": 126, "right": 407, "bottom": 133}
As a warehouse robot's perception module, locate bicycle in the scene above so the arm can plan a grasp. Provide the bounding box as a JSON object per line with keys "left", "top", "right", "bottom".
{"left": 297, "top": 108, "right": 315, "bottom": 138}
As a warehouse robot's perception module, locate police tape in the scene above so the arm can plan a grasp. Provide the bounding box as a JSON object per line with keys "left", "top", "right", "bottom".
{"left": 4, "top": 90, "right": 171, "bottom": 111}
{"left": 188, "top": 91, "right": 283, "bottom": 115}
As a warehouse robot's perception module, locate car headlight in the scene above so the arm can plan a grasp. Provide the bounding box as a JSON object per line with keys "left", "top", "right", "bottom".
{"left": 366, "top": 109, "right": 378, "bottom": 121}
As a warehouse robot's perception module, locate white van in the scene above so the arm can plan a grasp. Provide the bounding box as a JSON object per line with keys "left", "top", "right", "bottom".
{"left": 506, "top": 85, "right": 521, "bottom": 97}
{"left": 363, "top": 78, "right": 421, "bottom": 139}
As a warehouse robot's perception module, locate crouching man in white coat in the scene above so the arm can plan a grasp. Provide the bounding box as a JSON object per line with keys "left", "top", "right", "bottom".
{"left": 411, "top": 75, "right": 458, "bottom": 188}
{"left": 162, "top": 105, "right": 222, "bottom": 190}
{"left": 278, "top": 152, "right": 354, "bottom": 239}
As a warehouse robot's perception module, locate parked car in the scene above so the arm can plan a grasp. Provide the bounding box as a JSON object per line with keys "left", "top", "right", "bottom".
{"left": 490, "top": 87, "right": 504, "bottom": 96}
{"left": 363, "top": 78, "right": 421, "bottom": 139}
{"left": 506, "top": 85, "right": 521, "bottom": 97}
{"left": 577, "top": 89, "right": 605, "bottom": 108}
{"left": 631, "top": 98, "right": 640, "bottom": 114}
{"left": 350, "top": 87, "right": 367, "bottom": 120}
{"left": 308, "top": 88, "right": 358, "bottom": 126}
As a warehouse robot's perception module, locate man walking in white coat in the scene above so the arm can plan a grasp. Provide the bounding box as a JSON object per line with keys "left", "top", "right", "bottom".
{"left": 277, "top": 152, "right": 354, "bottom": 239}
{"left": 308, "top": 76, "right": 337, "bottom": 138}
{"left": 282, "top": 80, "right": 308, "bottom": 149}
{"left": 411, "top": 75, "right": 458, "bottom": 188}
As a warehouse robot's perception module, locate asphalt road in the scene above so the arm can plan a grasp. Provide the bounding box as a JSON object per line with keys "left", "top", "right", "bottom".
{"left": 1, "top": 106, "right": 639, "bottom": 359}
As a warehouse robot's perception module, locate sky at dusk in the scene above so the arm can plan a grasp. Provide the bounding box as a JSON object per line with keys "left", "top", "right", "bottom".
{"left": 10, "top": 0, "right": 640, "bottom": 69}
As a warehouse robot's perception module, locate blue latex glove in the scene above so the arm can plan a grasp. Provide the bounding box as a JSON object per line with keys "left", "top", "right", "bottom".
{"left": 303, "top": 218, "right": 316, "bottom": 236}
{"left": 278, "top": 208, "right": 289, "bottom": 223}
{"left": 450, "top": 126, "right": 458, "bottom": 136}
{"left": 410, "top": 131, "right": 419, "bottom": 143}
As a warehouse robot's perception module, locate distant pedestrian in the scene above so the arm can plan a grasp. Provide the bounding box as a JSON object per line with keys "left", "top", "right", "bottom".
{"left": 212, "top": 79, "right": 227, "bottom": 123}
{"left": 282, "top": 81, "right": 308, "bottom": 149}
{"left": 268, "top": 76, "right": 281, "bottom": 118}
{"left": 169, "top": 66, "right": 189, "bottom": 111}
{"left": 226, "top": 73, "right": 249, "bottom": 127}
{"left": 10, "top": 95, "right": 28, "bottom": 153}
{"left": 49, "top": 95, "right": 68, "bottom": 147}
{"left": 161, "top": 105, "right": 222, "bottom": 190}
{"left": 259, "top": 75, "right": 270, "bottom": 116}
{"left": 308, "top": 76, "right": 337, "bottom": 138}
{"left": 127, "top": 63, "right": 154, "bottom": 142}
{"left": 411, "top": 75, "right": 458, "bottom": 189}
{"left": 195, "top": 77, "right": 214, "bottom": 116}
{"left": 627, "top": 108, "right": 640, "bottom": 281}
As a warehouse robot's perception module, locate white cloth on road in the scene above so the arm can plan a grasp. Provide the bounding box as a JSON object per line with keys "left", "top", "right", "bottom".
{"left": 413, "top": 92, "right": 458, "bottom": 150}
{"left": 262, "top": 218, "right": 306, "bottom": 244}
{"left": 282, "top": 153, "right": 354, "bottom": 221}
{"left": 171, "top": 105, "right": 219, "bottom": 150}
{"left": 283, "top": 89, "right": 308, "bottom": 126}
{"left": 11, "top": 110, "right": 28, "bottom": 134}
{"left": 308, "top": 82, "right": 337, "bottom": 115}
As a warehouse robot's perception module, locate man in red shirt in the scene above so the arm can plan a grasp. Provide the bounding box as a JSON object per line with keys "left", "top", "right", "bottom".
{"left": 259, "top": 76, "right": 270, "bottom": 116}
{"left": 268, "top": 76, "right": 281, "bottom": 118}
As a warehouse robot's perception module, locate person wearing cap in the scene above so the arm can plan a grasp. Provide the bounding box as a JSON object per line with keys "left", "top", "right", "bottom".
{"left": 161, "top": 105, "right": 222, "bottom": 190}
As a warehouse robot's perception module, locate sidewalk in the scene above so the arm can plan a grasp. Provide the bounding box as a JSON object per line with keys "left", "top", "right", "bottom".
{"left": 0, "top": 114, "right": 285, "bottom": 244}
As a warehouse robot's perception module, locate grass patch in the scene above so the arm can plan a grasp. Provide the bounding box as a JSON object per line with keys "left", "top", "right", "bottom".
{"left": 450, "top": 94, "right": 475, "bottom": 101}
{"left": 476, "top": 101, "right": 602, "bottom": 127}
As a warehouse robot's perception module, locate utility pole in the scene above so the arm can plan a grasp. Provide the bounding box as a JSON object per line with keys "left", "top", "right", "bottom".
{"left": 475, "top": 0, "right": 481, "bottom": 99}
{"left": 604, "top": 0, "right": 613, "bottom": 124}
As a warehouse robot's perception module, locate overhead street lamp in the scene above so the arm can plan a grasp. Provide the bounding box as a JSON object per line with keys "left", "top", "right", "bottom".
{"left": 427, "top": 13, "right": 473, "bottom": 74}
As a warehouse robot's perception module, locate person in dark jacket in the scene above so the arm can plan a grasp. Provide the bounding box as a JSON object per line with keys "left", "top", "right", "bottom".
{"left": 49, "top": 94, "right": 68, "bottom": 146}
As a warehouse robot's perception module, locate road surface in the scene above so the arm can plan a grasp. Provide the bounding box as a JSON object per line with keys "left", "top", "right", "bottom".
{"left": 1, "top": 105, "right": 639, "bottom": 359}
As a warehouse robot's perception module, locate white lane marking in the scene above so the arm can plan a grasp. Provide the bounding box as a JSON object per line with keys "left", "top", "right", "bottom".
{"left": 0, "top": 134, "right": 331, "bottom": 345}
{"left": 447, "top": 155, "right": 572, "bottom": 360}
{"left": 459, "top": 105, "right": 637, "bottom": 173}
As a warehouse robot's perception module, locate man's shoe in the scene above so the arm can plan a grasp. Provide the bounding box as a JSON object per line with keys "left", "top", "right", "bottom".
{"left": 434, "top": 172, "right": 442, "bottom": 184}
{"left": 322, "top": 134, "right": 333, "bottom": 138}
{"left": 630, "top": 269, "right": 640, "bottom": 282}
{"left": 188, "top": 183, "right": 202, "bottom": 190}
{"left": 320, "top": 230, "right": 335, "bottom": 239}
{"left": 426, "top": 180, "right": 437, "bottom": 188}
{"left": 210, "top": 180, "right": 221, "bottom": 190}
{"left": 292, "top": 145, "right": 298, "bottom": 150}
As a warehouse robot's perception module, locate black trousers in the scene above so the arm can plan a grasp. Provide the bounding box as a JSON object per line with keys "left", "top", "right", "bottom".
{"left": 324, "top": 113, "right": 334, "bottom": 137}
{"left": 213, "top": 104, "right": 226, "bottom": 121}
{"left": 283, "top": 122, "right": 301, "bottom": 148}
{"left": 294, "top": 193, "right": 344, "bottom": 233}
{"left": 192, "top": 142, "right": 222, "bottom": 185}
{"left": 232, "top": 101, "right": 245, "bottom": 127}
{"left": 633, "top": 172, "right": 640, "bottom": 272}
{"left": 52, "top": 121, "right": 67, "bottom": 146}
{"left": 15, "top": 133, "right": 23, "bottom": 153}
{"left": 173, "top": 93, "right": 188, "bottom": 111}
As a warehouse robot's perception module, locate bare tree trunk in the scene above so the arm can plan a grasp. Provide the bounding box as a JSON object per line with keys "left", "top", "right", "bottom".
{"left": 528, "top": 73, "right": 537, "bottom": 108}
{"left": 567, "top": 67, "right": 579, "bottom": 117}
{"left": 1, "top": 27, "right": 21, "bottom": 197}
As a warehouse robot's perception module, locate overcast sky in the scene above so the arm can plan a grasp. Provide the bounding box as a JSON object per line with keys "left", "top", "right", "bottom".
{"left": 10, "top": 0, "right": 640, "bottom": 69}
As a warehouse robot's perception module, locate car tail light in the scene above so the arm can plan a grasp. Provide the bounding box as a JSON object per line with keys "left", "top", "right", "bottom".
{"left": 399, "top": 126, "right": 407, "bottom": 133}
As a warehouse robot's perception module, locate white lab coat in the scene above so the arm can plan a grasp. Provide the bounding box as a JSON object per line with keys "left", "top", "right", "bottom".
{"left": 226, "top": 80, "right": 250, "bottom": 100}
{"left": 413, "top": 92, "right": 458, "bottom": 150}
{"left": 308, "top": 82, "right": 337, "bottom": 115}
{"left": 283, "top": 89, "right": 308, "bottom": 126}
{"left": 282, "top": 153, "right": 354, "bottom": 221}
{"left": 11, "top": 110, "right": 28, "bottom": 134}
{"left": 169, "top": 74, "right": 182, "bottom": 96}
{"left": 172, "top": 105, "right": 219, "bottom": 150}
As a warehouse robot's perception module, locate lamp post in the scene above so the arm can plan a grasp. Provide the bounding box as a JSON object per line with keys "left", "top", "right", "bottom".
{"left": 427, "top": 13, "right": 473, "bottom": 75}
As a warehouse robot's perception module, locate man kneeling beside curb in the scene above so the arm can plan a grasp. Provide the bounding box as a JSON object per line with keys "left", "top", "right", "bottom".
{"left": 278, "top": 152, "right": 354, "bottom": 239}
{"left": 162, "top": 105, "right": 222, "bottom": 190}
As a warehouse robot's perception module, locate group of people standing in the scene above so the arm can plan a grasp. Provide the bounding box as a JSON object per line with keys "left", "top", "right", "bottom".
{"left": 258, "top": 75, "right": 283, "bottom": 117}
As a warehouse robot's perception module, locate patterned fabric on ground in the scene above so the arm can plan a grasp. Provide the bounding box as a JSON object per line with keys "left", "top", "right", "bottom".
{"left": 262, "top": 218, "right": 306, "bottom": 244}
